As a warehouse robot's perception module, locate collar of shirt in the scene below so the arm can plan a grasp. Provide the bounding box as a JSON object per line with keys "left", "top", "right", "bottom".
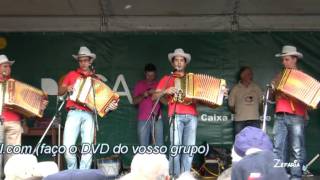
{"left": 238, "top": 81, "right": 253, "bottom": 88}
{"left": 143, "top": 79, "right": 157, "bottom": 85}
{"left": 0, "top": 75, "right": 11, "bottom": 82}
{"left": 76, "top": 68, "right": 96, "bottom": 78}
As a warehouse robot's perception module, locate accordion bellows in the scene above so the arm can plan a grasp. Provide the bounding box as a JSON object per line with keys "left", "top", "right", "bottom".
{"left": 276, "top": 68, "right": 320, "bottom": 109}
{"left": 174, "top": 73, "right": 226, "bottom": 108}
{"left": 0, "top": 79, "right": 48, "bottom": 118}
{"left": 70, "top": 77, "right": 119, "bottom": 117}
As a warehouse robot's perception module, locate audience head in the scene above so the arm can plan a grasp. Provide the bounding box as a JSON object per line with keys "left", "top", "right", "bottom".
{"left": 121, "top": 153, "right": 169, "bottom": 180}
{"left": 233, "top": 127, "right": 273, "bottom": 159}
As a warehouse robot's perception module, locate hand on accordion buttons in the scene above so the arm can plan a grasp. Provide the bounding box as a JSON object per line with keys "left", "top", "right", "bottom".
{"left": 106, "top": 99, "right": 119, "bottom": 112}
{"left": 67, "top": 85, "right": 74, "bottom": 93}
{"left": 40, "top": 100, "right": 49, "bottom": 110}
{"left": 148, "top": 88, "right": 156, "bottom": 95}
{"left": 223, "top": 88, "right": 229, "bottom": 98}
{"left": 143, "top": 91, "right": 149, "bottom": 98}
{"left": 165, "top": 87, "right": 177, "bottom": 95}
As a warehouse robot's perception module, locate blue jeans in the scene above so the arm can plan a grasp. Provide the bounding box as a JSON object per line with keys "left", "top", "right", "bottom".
{"left": 273, "top": 114, "right": 305, "bottom": 179}
{"left": 169, "top": 114, "right": 197, "bottom": 177}
{"left": 63, "top": 110, "right": 95, "bottom": 170}
{"left": 137, "top": 118, "right": 163, "bottom": 146}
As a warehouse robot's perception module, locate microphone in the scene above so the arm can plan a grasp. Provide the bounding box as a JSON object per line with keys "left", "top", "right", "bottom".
{"left": 58, "top": 90, "right": 73, "bottom": 101}
{"left": 268, "top": 83, "right": 275, "bottom": 90}
{"left": 90, "top": 63, "right": 95, "bottom": 73}
{"left": 171, "top": 68, "right": 177, "bottom": 74}
{"left": 58, "top": 94, "right": 67, "bottom": 101}
{"left": 1, "top": 71, "right": 9, "bottom": 82}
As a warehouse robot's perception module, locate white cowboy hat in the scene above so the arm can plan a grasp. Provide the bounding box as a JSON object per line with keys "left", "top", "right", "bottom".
{"left": 168, "top": 48, "right": 191, "bottom": 64}
{"left": 275, "top": 45, "right": 303, "bottom": 59}
{"left": 0, "top": 54, "right": 15, "bottom": 65}
{"left": 72, "top": 46, "right": 96, "bottom": 61}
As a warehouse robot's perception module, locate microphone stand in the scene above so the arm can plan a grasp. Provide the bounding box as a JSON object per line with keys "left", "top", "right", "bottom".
{"left": 262, "top": 84, "right": 272, "bottom": 132}
{"left": 154, "top": 70, "right": 180, "bottom": 178}
{"left": 143, "top": 71, "right": 174, "bottom": 145}
{"left": 55, "top": 95, "right": 63, "bottom": 170}
{"left": 167, "top": 71, "right": 186, "bottom": 179}
{"left": 90, "top": 66, "right": 99, "bottom": 132}
{"left": 169, "top": 99, "right": 179, "bottom": 179}
{"left": 90, "top": 65, "right": 99, "bottom": 168}
{"left": 33, "top": 95, "right": 66, "bottom": 156}
{"left": 0, "top": 78, "right": 7, "bottom": 179}
{"left": 141, "top": 70, "right": 179, "bottom": 178}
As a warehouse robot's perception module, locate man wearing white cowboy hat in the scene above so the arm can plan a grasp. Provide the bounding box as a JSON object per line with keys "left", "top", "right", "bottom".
{"left": 0, "top": 55, "right": 48, "bottom": 175}
{"left": 58, "top": 46, "right": 118, "bottom": 170}
{"left": 153, "top": 48, "right": 196, "bottom": 177}
{"left": 271, "top": 45, "right": 307, "bottom": 180}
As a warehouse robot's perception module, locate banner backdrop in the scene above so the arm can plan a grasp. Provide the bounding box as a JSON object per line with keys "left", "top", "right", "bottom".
{"left": 0, "top": 32, "right": 319, "bottom": 171}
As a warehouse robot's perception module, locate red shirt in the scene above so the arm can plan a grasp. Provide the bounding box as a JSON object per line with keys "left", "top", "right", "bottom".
{"left": 0, "top": 75, "right": 22, "bottom": 122}
{"left": 156, "top": 75, "right": 197, "bottom": 117}
{"left": 62, "top": 68, "right": 95, "bottom": 112}
{"left": 275, "top": 93, "right": 307, "bottom": 117}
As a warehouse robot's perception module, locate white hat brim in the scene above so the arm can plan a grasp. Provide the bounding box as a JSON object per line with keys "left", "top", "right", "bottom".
{"left": 275, "top": 52, "right": 303, "bottom": 59}
{"left": 72, "top": 54, "right": 96, "bottom": 61}
{"left": 168, "top": 52, "right": 191, "bottom": 64}
{"left": 0, "top": 60, "right": 15, "bottom": 65}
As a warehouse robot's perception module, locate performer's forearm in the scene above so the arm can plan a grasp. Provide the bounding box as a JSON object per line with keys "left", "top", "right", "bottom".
{"left": 152, "top": 91, "right": 163, "bottom": 101}
{"left": 133, "top": 95, "right": 145, "bottom": 105}
{"left": 159, "top": 97, "right": 167, "bottom": 104}
{"left": 229, "top": 106, "right": 235, "bottom": 113}
{"left": 58, "top": 86, "right": 67, "bottom": 96}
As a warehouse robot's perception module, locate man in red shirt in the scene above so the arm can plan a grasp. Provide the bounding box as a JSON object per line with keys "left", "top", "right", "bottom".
{"left": 58, "top": 46, "right": 118, "bottom": 170}
{"left": 0, "top": 55, "right": 48, "bottom": 163}
{"left": 272, "top": 45, "right": 307, "bottom": 180}
{"left": 153, "top": 48, "right": 197, "bottom": 177}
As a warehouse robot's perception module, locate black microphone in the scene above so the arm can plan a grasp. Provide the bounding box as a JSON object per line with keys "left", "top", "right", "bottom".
{"left": 2, "top": 72, "right": 8, "bottom": 82}
{"left": 171, "top": 68, "right": 177, "bottom": 74}
{"left": 58, "top": 90, "right": 73, "bottom": 101}
{"left": 90, "top": 63, "right": 95, "bottom": 73}
{"left": 58, "top": 94, "right": 67, "bottom": 101}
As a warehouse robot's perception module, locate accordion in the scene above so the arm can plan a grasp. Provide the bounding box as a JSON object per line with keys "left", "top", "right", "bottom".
{"left": 69, "top": 76, "right": 119, "bottom": 117}
{"left": 276, "top": 68, "right": 320, "bottom": 109}
{"left": 0, "top": 79, "right": 48, "bottom": 118}
{"left": 174, "top": 73, "right": 226, "bottom": 108}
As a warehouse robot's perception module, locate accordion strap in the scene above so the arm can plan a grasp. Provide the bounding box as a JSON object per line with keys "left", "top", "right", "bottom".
{"left": 290, "top": 99, "right": 296, "bottom": 113}
{"left": 276, "top": 92, "right": 296, "bottom": 112}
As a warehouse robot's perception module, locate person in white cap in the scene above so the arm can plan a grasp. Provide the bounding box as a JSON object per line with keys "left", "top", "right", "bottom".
{"left": 120, "top": 153, "right": 170, "bottom": 180}
{"left": 0, "top": 55, "right": 48, "bottom": 163}
{"left": 4, "top": 154, "right": 59, "bottom": 180}
{"left": 153, "top": 48, "right": 196, "bottom": 177}
{"left": 58, "top": 46, "right": 118, "bottom": 170}
{"left": 271, "top": 45, "right": 307, "bottom": 180}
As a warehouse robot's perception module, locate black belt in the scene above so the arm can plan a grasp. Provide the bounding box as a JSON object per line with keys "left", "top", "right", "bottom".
{"left": 276, "top": 112, "right": 295, "bottom": 116}
{"left": 69, "top": 107, "right": 90, "bottom": 112}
